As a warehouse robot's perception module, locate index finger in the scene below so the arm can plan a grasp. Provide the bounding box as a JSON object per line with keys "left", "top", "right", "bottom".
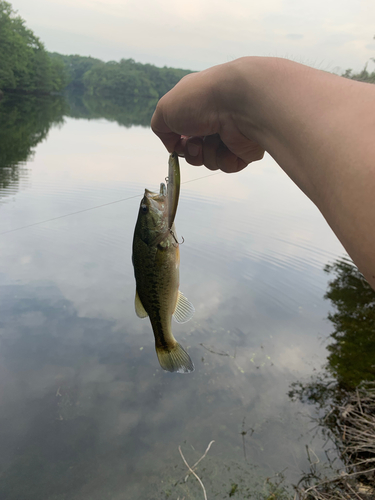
{"left": 151, "top": 103, "right": 181, "bottom": 153}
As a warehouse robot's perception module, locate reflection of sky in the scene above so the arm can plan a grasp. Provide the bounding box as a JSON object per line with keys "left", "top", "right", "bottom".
{"left": 0, "top": 119, "right": 347, "bottom": 498}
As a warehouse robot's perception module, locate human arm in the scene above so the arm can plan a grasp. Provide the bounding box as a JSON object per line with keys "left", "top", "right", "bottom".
{"left": 151, "top": 57, "right": 375, "bottom": 289}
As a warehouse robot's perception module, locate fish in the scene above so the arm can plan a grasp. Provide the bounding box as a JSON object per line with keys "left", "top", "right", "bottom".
{"left": 132, "top": 152, "right": 195, "bottom": 373}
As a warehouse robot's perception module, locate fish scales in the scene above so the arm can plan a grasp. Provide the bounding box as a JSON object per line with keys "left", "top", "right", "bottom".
{"left": 134, "top": 230, "right": 177, "bottom": 342}
{"left": 132, "top": 153, "right": 195, "bottom": 373}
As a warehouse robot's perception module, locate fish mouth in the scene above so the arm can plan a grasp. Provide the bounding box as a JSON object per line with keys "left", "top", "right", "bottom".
{"left": 144, "top": 183, "right": 166, "bottom": 199}
{"left": 144, "top": 188, "right": 157, "bottom": 198}
{"left": 144, "top": 185, "right": 166, "bottom": 204}
{"left": 142, "top": 187, "right": 167, "bottom": 213}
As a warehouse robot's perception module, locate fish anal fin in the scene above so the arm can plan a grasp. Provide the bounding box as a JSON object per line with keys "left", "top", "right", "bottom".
{"left": 173, "top": 291, "right": 195, "bottom": 324}
{"left": 135, "top": 291, "right": 148, "bottom": 319}
{"left": 156, "top": 343, "right": 194, "bottom": 373}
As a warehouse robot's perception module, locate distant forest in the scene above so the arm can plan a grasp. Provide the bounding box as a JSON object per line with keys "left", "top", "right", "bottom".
{"left": 48, "top": 53, "right": 193, "bottom": 100}
{"left": 0, "top": 1, "right": 192, "bottom": 100}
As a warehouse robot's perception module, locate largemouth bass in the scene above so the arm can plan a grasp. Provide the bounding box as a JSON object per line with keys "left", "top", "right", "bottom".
{"left": 132, "top": 153, "right": 195, "bottom": 373}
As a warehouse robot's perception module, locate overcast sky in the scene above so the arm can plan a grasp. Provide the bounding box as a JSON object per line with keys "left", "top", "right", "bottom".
{"left": 10, "top": 0, "right": 375, "bottom": 72}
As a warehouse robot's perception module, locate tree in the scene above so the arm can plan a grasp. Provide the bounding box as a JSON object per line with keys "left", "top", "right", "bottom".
{"left": 0, "top": 1, "right": 67, "bottom": 93}
{"left": 82, "top": 61, "right": 159, "bottom": 99}
{"left": 48, "top": 53, "right": 102, "bottom": 90}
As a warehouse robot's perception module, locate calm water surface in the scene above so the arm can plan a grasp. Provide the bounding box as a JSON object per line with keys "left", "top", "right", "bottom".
{"left": 0, "top": 96, "right": 348, "bottom": 499}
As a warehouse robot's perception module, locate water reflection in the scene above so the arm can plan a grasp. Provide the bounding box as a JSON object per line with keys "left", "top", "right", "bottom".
{"left": 290, "top": 257, "right": 375, "bottom": 405}
{"left": 0, "top": 92, "right": 156, "bottom": 202}
{"left": 0, "top": 281, "right": 296, "bottom": 499}
{"left": 0, "top": 282, "right": 162, "bottom": 499}
{"left": 66, "top": 91, "right": 158, "bottom": 127}
{"left": 324, "top": 258, "right": 375, "bottom": 390}
{"left": 0, "top": 95, "right": 67, "bottom": 198}
{"left": 290, "top": 258, "right": 375, "bottom": 498}
{"left": 0, "top": 96, "right": 352, "bottom": 498}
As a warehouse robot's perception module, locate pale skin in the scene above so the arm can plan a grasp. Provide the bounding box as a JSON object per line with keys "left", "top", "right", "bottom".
{"left": 151, "top": 57, "right": 375, "bottom": 290}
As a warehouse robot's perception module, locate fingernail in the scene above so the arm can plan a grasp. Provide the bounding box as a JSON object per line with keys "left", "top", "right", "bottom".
{"left": 187, "top": 143, "right": 200, "bottom": 157}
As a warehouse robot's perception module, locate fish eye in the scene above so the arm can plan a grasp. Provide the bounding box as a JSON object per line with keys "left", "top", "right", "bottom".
{"left": 141, "top": 204, "right": 148, "bottom": 213}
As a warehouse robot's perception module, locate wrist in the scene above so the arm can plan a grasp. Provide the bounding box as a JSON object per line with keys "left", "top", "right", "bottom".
{"left": 224, "top": 57, "right": 310, "bottom": 140}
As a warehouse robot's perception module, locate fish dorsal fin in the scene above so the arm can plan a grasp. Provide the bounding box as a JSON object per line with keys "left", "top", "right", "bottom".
{"left": 135, "top": 291, "right": 148, "bottom": 318}
{"left": 173, "top": 291, "right": 195, "bottom": 323}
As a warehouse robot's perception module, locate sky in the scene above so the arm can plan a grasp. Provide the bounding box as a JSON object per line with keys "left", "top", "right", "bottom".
{"left": 10, "top": 0, "right": 375, "bottom": 72}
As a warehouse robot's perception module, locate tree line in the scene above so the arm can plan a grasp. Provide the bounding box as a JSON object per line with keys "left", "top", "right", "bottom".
{"left": 49, "top": 53, "right": 193, "bottom": 100}
{"left": 342, "top": 65, "right": 375, "bottom": 83}
{"left": 0, "top": 1, "right": 192, "bottom": 100}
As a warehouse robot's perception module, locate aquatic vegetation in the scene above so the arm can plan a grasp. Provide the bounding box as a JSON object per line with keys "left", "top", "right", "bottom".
{"left": 291, "top": 258, "right": 375, "bottom": 500}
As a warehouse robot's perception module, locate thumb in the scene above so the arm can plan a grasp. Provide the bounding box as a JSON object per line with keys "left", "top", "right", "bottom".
{"left": 151, "top": 102, "right": 182, "bottom": 153}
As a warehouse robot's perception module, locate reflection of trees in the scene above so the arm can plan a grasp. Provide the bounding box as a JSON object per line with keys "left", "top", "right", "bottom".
{"left": 324, "top": 259, "right": 375, "bottom": 391}
{"left": 65, "top": 90, "right": 157, "bottom": 127}
{"left": 0, "top": 91, "right": 156, "bottom": 200}
{"left": 0, "top": 95, "right": 66, "bottom": 196}
{"left": 290, "top": 257, "right": 375, "bottom": 405}
{"left": 290, "top": 258, "right": 375, "bottom": 499}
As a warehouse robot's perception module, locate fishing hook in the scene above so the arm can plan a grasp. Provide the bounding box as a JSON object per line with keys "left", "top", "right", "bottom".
{"left": 170, "top": 229, "right": 184, "bottom": 246}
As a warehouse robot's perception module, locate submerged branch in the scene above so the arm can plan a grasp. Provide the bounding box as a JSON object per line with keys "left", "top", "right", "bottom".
{"left": 178, "top": 441, "right": 215, "bottom": 500}
{"left": 184, "top": 440, "right": 215, "bottom": 483}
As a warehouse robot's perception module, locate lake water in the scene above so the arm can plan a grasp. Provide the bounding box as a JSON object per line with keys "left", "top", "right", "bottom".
{"left": 0, "top": 95, "right": 351, "bottom": 499}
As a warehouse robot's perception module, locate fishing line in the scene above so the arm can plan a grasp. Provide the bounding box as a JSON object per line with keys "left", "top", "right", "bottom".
{"left": 0, "top": 172, "right": 221, "bottom": 236}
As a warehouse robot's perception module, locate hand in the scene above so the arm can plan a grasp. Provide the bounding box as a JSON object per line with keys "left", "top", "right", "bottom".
{"left": 151, "top": 64, "right": 265, "bottom": 173}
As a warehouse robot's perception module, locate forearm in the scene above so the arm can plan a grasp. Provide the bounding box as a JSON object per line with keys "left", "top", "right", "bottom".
{"left": 228, "top": 57, "right": 375, "bottom": 287}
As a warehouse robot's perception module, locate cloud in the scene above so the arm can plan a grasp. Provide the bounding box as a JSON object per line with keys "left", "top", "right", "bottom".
{"left": 286, "top": 34, "right": 304, "bottom": 40}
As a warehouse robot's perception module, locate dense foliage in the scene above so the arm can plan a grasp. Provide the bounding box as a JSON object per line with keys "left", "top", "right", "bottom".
{"left": 50, "top": 53, "right": 193, "bottom": 99}
{"left": 82, "top": 60, "right": 159, "bottom": 99}
{"left": 48, "top": 53, "right": 103, "bottom": 91}
{"left": 343, "top": 62, "right": 375, "bottom": 83}
{"left": 0, "top": 1, "right": 67, "bottom": 93}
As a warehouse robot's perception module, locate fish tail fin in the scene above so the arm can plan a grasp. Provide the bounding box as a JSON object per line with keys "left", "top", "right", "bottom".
{"left": 156, "top": 343, "right": 194, "bottom": 373}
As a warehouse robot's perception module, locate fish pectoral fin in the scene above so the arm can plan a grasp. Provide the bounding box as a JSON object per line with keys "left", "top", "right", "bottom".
{"left": 135, "top": 291, "right": 148, "bottom": 319}
{"left": 173, "top": 291, "right": 195, "bottom": 323}
{"left": 156, "top": 343, "right": 194, "bottom": 373}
